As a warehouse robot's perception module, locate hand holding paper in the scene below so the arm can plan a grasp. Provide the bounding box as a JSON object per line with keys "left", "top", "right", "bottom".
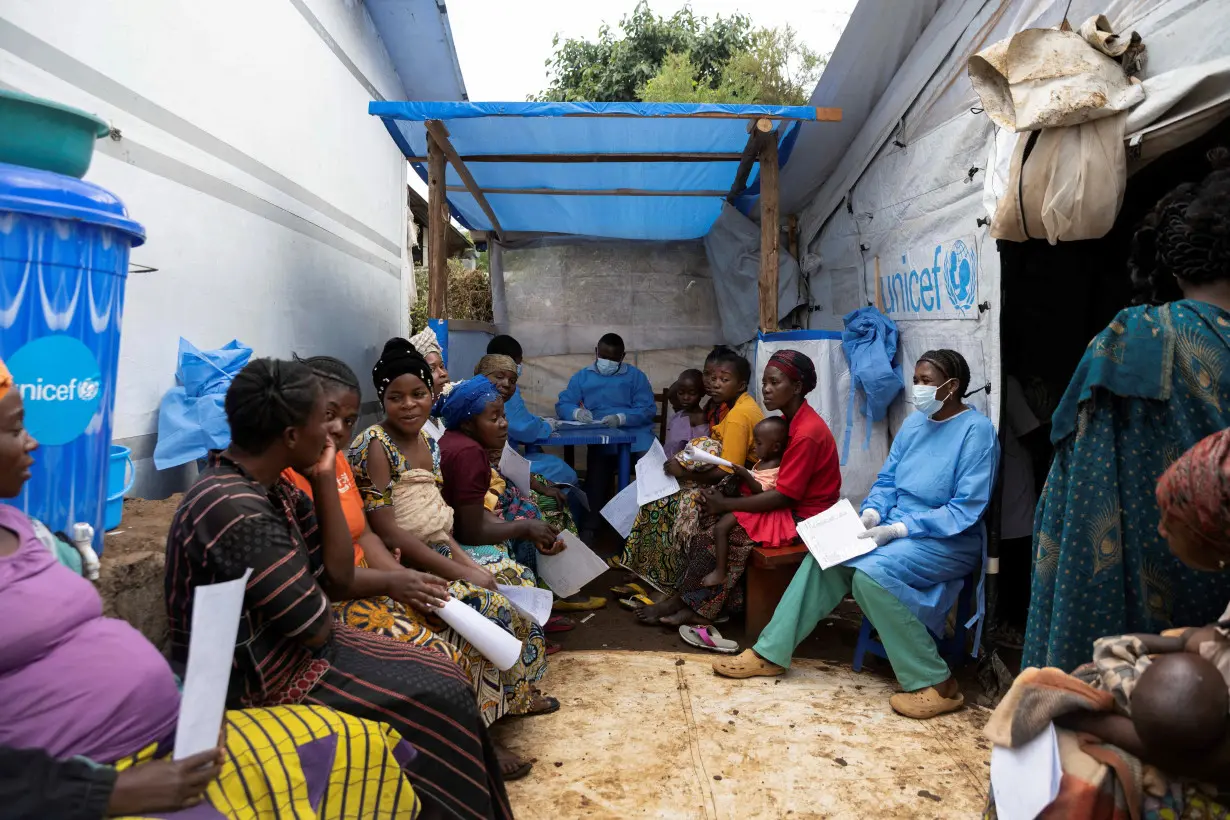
{"left": 682, "top": 444, "right": 734, "bottom": 469}
{"left": 537, "top": 531, "right": 608, "bottom": 598}
{"left": 635, "top": 441, "right": 680, "bottom": 506}
{"left": 795, "top": 499, "right": 876, "bottom": 570}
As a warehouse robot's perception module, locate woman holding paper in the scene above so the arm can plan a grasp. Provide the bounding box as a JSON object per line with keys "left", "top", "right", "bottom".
{"left": 638, "top": 349, "right": 841, "bottom": 627}
{"left": 349, "top": 342, "right": 556, "bottom": 778}
{"left": 620, "top": 346, "right": 763, "bottom": 593}
{"left": 714, "top": 349, "right": 998, "bottom": 721}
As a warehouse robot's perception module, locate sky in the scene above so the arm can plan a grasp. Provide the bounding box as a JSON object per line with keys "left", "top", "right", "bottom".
{"left": 447, "top": 0, "right": 859, "bottom": 103}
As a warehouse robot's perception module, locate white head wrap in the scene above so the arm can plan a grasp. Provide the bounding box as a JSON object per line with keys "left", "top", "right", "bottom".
{"left": 409, "top": 326, "right": 442, "bottom": 359}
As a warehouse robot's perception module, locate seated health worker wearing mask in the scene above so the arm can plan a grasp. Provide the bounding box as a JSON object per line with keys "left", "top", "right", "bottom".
{"left": 556, "top": 333, "right": 657, "bottom": 538}
{"left": 714, "top": 349, "right": 998, "bottom": 721}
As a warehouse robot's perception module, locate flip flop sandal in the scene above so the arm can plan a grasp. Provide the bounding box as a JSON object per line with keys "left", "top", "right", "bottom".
{"left": 546, "top": 642, "right": 563, "bottom": 655}
{"left": 678, "top": 624, "right": 739, "bottom": 654}
{"left": 610, "top": 582, "right": 650, "bottom": 597}
{"left": 618, "top": 593, "right": 654, "bottom": 610}
{"left": 545, "top": 615, "right": 575, "bottom": 633}
{"left": 608, "top": 555, "right": 628, "bottom": 570}
{"left": 552, "top": 596, "right": 607, "bottom": 612}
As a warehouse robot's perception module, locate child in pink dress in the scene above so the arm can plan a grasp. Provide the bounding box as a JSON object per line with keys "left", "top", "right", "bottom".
{"left": 664, "top": 369, "right": 708, "bottom": 458}
{"left": 702, "top": 417, "right": 790, "bottom": 587}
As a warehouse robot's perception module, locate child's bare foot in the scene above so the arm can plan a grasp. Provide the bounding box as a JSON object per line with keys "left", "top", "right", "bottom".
{"left": 701, "top": 569, "right": 726, "bottom": 588}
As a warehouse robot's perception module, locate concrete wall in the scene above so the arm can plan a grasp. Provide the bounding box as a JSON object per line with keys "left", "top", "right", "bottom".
{"left": 0, "top": 0, "right": 417, "bottom": 498}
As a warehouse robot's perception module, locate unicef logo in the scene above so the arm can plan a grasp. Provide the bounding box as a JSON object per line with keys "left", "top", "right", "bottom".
{"left": 7, "top": 335, "right": 104, "bottom": 446}
{"left": 942, "top": 239, "right": 977, "bottom": 312}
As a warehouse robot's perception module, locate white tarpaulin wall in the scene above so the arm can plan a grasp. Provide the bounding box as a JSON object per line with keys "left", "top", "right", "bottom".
{"left": 788, "top": 0, "right": 1230, "bottom": 459}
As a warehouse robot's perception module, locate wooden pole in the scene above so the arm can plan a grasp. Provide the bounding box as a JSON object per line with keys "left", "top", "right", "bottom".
{"left": 427, "top": 130, "right": 448, "bottom": 320}
{"left": 727, "top": 118, "right": 774, "bottom": 204}
{"left": 425, "top": 120, "right": 505, "bottom": 242}
{"left": 759, "top": 131, "right": 780, "bottom": 334}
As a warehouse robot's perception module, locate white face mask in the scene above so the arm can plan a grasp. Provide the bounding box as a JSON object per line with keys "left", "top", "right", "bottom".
{"left": 910, "top": 379, "right": 954, "bottom": 418}
{"left": 595, "top": 358, "right": 620, "bottom": 376}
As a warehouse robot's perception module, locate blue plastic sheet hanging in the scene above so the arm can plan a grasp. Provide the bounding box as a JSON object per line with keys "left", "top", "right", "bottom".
{"left": 839, "top": 307, "right": 903, "bottom": 465}
{"left": 153, "top": 338, "right": 252, "bottom": 470}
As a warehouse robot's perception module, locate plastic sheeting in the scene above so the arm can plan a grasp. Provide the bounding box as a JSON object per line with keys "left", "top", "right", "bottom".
{"left": 368, "top": 101, "right": 816, "bottom": 240}
{"left": 703, "top": 204, "right": 802, "bottom": 345}
{"left": 152, "top": 339, "right": 252, "bottom": 470}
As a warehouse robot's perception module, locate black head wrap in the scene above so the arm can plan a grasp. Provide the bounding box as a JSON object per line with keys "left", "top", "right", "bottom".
{"left": 372, "top": 337, "right": 433, "bottom": 401}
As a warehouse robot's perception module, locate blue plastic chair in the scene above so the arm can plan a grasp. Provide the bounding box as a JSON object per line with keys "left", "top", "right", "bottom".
{"left": 850, "top": 570, "right": 978, "bottom": 673}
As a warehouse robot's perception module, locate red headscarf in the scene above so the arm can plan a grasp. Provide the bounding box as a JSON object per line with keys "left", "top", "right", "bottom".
{"left": 767, "top": 349, "right": 817, "bottom": 395}
{"left": 1156, "top": 428, "right": 1230, "bottom": 552}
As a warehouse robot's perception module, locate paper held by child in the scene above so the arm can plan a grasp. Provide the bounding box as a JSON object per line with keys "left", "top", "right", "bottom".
{"left": 436, "top": 597, "right": 523, "bottom": 671}
{"left": 499, "top": 443, "right": 533, "bottom": 496}
{"left": 795, "top": 498, "right": 875, "bottom": 570}
{"left": 174, "top": 568, "right": 252, "bottom": 760}
{"left": 497, "top": 583, "right": 553, "bottom": 627}
{"left": 681, "top": 443, "right": 734, "bottom": 469}
{"left": 537, "top": 531, "right": 609, "bottom": 598}
{"left": 635, "top": 441, "right": 680, "bottom": 506}
{"left": 601, "top": 480, "right": 641, "bottom": 539}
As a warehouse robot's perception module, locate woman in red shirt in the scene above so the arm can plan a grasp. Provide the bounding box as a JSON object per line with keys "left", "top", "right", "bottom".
{"left": 639, "top": 350, "right": 841, "bottom": 626}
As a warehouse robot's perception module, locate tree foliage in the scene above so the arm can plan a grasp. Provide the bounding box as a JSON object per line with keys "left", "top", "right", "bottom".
{"left": 535, "top": 3, "right": 825, "bottom": 107}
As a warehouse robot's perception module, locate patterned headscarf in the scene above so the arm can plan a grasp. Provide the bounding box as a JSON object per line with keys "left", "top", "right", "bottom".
{"left": 372, "top": 337, "right": 433, "bottom": 401}
{"left": 0, "top": 356, "right": 10, "bottom": 402}
{"left": 767, "top": 349, "right": 818, "bottom": 395}
{"left": 1156, "top": 428, "right": 1230, "bottom": 554}
{"left": 434, "top": 376, "right": 501, "bottom": 430}
{"left": 474, "top": 354, "right": 517, "bottom": 379}
{"left": 409, "top": 326, "right": 442, "bottom": 359}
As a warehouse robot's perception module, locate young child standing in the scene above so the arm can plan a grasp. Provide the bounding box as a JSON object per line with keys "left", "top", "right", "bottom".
{"left": 702, "top": 417, "right": 790, "bottom": 587}
{"left": 665, "top": 369, "right": 708, "bottom": 458}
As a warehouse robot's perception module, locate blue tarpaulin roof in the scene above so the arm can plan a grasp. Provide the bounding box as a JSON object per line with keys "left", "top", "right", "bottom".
{"left": 369, "top": 101, "right": 819, "bottom": 240}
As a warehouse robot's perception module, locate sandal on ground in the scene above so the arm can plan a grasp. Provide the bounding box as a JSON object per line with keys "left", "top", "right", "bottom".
{"left": 610, "top": 582, "right": 650, "bottom": 597}
{"left": 522, "top": 695, "right": 561, "bottom": 717}
{"left": 889, "top": 687, "right": 964, "bottom": 719}
{"left": 679, "top": 625, "right": 739, "bottom": 654}
{"left": 711, "top": 649, "right": 785, "bottom": 679}
{"left": 546, "top": 641, "right": 563, "bottom": 655}
{"left": 618, "top": 593, "right": 654, "bottom": 610}
{"left": 552, "top": 596, "right": 607, "bottom": 612}
{"left": 545, "top": 615, "right": 575, "bottom": 633}
{"left": 607, "top": 555, "right": 628, "bottom": 570}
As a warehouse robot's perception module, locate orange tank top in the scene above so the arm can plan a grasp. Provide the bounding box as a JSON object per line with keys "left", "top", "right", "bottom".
{"left": 282, "top": 451, "right": 368, "bottom": 565}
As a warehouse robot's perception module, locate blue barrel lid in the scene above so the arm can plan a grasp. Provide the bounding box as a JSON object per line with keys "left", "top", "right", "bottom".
{"left": 0, "top": 161, "right": 145, "bottom": 246}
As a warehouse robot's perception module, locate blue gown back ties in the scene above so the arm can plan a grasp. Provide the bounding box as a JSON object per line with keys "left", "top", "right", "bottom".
{"left": 846, "top": 407, "right": 1000, "bottom": 648}
{"left": 503, "top": 388, "right": 578, "bottom": 486}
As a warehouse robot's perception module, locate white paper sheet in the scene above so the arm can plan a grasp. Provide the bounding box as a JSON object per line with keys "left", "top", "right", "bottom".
{"left": 174, "top": 568, "right": 252, "bottom": 760}
{"left": 635, "top": 440, "right": 680, "bottom": 506}
{"left": 536, "top": 530, "right": 609, "bottom": 598}
{"left": 795, "top": 498, "right": 875, "bottom": 570}
{"left": 422, "top": 419, "right": 445, "bottom": 441}
{"left": 990, "top": 722, "right": 1062, "bottom": 820}
{"left": 436, "top": 597, "right": 523, "bottom": 670}
{"left": 682, "top": 443, "right": 734, "bottom": 469}
{"left": 499, "top": 443, "right": 534, "bottom": 496}
{"left": 601, "top": 480, "right": 641, "bottom": 539}
{"left": 498, "top": 583, "right": 554, "bottom": 627}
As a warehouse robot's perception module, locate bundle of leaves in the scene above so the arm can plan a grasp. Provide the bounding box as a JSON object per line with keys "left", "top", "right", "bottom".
{"left": 410, "top": 259, "right": 494, "bottom": 334}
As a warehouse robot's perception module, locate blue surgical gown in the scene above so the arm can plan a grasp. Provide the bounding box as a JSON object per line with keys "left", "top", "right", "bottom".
{"left": 846, "top": 407, "right": 999, "bottom": 639}
{"left": 504, "top": 387, "right": 578, "bottom": 486}
{"left": 555, "top": 364, "right": 658, "bottom": 453}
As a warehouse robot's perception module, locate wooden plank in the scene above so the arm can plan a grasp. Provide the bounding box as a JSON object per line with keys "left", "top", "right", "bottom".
{"left": 458, "top": 152, "right": 744, "bottom": 163}
{"left": 446, "top": 186, "right": 728, "bottom": 197}
{"left": 425, "top": 120, "right": 504, "bottom": 242}
{"left": 426, "top": 131, "right": 449, "bottom": 320}
{"left": 759, "top": 132, "right": 780, "bottom": 334}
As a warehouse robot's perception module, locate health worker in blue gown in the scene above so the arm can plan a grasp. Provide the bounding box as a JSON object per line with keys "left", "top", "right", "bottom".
{"left": 713, "top": 348, "right": 999, "bottom": 722}
{"left": 555, "top": 332, "right": 657, "bottom": 537}
{"left": 485, "top": 335, "right": 578, "bottom": 487}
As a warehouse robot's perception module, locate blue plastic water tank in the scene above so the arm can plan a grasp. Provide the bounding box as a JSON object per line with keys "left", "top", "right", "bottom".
{"left": 0, "top": 161, "right": 145, "bottom": 554}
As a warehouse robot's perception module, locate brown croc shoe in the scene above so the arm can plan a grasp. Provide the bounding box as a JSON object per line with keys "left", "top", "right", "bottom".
{"left": 712, "top": 649, "right": 786, "bottom": 679}
{"left": 889, "top": 687, "right": 965, "bottom": 719}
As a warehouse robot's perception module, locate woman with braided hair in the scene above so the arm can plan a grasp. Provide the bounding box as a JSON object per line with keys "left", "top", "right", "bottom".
{"left": 714, "top": 349, "right": 998, "bottom": 721}
{"left": 165, "top": 357, "right": 515, "bottom": 819}
{"left": 1024, "top": 148, "right": 1230, "bottom": 673}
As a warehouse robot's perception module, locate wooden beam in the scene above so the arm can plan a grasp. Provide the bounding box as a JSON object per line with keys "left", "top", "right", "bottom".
{"left": 424, "top": 120, "right": 504, "bottom": 243}
{"left": 426, "top": 131, "right": 449, "bottom": 320}
{"left": 759, "top": 132, "right": 780, "bottom": 334}
{"left": 728, "top": 118, "right": 774, "bottom": 203}
{"left": 457, "top": 152, "right": 744, "bottom": 163}
{"left": 446, "top": 186, "right": 727, "bottom": 197}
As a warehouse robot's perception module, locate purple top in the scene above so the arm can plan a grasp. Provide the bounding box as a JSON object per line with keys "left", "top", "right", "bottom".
{"left": 665, "top": 410, "right": 709, "bottom": 458}
{"left": 0, "top": 504, "right": 180, "bottom": 761}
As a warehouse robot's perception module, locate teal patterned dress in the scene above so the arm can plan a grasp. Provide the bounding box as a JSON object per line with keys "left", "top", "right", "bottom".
{"left": 1024, "top": 299, "right": 1230, "bottom": 671}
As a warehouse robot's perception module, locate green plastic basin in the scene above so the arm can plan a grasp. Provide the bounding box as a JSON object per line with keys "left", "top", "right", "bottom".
{"left": 0, "top": 90, "right": 109, "bottom": 178}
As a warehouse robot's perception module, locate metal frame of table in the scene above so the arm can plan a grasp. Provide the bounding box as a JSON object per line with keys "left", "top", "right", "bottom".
{"left": 521, "top": 429, "right": 638, "bottom": 489}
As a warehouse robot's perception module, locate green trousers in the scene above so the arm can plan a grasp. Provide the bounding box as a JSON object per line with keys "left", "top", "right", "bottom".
{"left": 752, "top": 558, "right": 951, "bottom": 692}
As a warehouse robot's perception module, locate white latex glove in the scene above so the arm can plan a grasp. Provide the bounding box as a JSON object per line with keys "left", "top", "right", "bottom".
{"left": 859, "top": 508, "right": 881, "bottom": 529}
{"left": 601, "top": 414, "right": 624, "bottom": 428}
{"left": 545, "top": 417, "right": 560, "bottom": 432}
{"left": 857, "top": 522, "right": 908, "bottom": 547}
{"left": 574, "top": 408, "right": 594, "bottom": 423}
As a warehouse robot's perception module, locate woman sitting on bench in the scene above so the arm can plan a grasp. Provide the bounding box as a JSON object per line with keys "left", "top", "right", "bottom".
{"left": 637, "top": 350, "right": 840, "bottom": 627}
{"left": 714, "top": 349, "right": 998, "bottom": 721}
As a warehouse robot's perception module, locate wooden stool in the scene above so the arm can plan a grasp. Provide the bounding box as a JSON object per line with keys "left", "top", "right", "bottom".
{"left": 745, "top": 543, "right": 809, "bottom": 642}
